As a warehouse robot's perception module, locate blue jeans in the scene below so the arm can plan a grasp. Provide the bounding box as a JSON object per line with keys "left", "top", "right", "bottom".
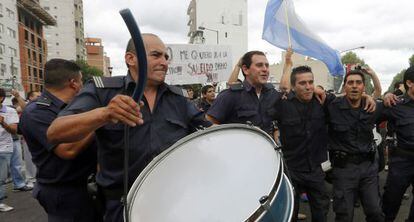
{"left": 10, "top": 140, "right": 26, "bottom": 188}
{"left": 0, "top": 152, "right": 12, "bottom": 203}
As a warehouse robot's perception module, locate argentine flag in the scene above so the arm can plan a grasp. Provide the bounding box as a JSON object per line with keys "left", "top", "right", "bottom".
{"left": 262, "top": 0, "right": 344, "bottom": 76}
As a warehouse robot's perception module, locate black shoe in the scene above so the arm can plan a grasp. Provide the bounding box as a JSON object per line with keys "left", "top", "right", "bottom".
{"left": 13, "top": 185, "right": 33, "bottom": 192}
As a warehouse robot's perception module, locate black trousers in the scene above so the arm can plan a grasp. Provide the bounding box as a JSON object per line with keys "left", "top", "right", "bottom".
{"left": 383, "top": 154, "right": 414, "bottom": 222}
{"left": 289, "top": 166, "right": 330, "bottom": 222}
{"left": 331, "top": 160, "right": 384, "bottom": 222}
{"left": 34, "top": 182, "right": 100, "bottom": 222}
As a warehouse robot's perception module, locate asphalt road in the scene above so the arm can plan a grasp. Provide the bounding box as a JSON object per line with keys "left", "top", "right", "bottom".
{"left": 1, "top": 171, "right": 412, "bottom": 222}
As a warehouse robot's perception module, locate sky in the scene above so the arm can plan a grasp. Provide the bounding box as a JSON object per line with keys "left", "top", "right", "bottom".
{"left": 83, "top": 0, "right": 414, "bottom": 90}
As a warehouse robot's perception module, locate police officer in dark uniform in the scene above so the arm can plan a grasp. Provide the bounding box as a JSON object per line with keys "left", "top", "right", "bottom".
{"left": 18, "top": 59, "right": 99, "bottom": 221}
{"left": 271, "top": 64, "right": 331, "bottom": 222}
{"left": 206, "top": 50, "right": 279, "bottom": 135}
{"left": 327, "top": 70, "right": 384, "bottom": 222}
{"left": 47, "top": 34, "right": 211, "bottom": 222}
{"left": 382, "top": 66, "right": 414, "bottom": 222}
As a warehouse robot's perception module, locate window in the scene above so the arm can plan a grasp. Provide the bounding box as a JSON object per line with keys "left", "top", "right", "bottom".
{"left": 0, "top": 64, "right": 6, "bottom": 76}
{"left": 24, "top": 30, "right": 29, "bottom": 40}
{"left": 6, "top": 8, "right": 15, "bottom": 20}
{"left": 56, "top": 42, "right": 59, "bottom": 46}
{"left": 7, "top": 28, "right": 16, "bottom": 38}
{"left": 38, "top": 38, "right": 42, "bottom": 48}
{"left": 0, "top": 23, "right": 3, "bottom": 33}
{"left": 39, "top": 69, "right": 43, "bottom": 79}
{"left": 0, "top": 3, "right": 3, "bottom": 14}
{"left": 32, "top": 51, "right": 37, "bottom": 61}
{"left": 8, "top": 47, "right": 17, "bottom": 57}
{"left": 75, "top": 21, "right": 78, "bottom": 27}
{"left": 44, "top": 6, "right": 50, "bottom": 10}
{"left": 11, "top": 67, "right": 17, "bottom": 76}
{"left": 0, "top": 44, "right": 4, "bottom": 55}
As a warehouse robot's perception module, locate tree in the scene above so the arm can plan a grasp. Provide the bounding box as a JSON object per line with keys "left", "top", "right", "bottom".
{"left": 387, "top": 54, "right": 414, "bottom": 93}
{"left": 75, "top": 60, "right": 104, "bottom": 82}
{"left": 409, "top": 54, "right": 414, "bottom": 67}
{"left": 387, "top": 69, "right": 405, "bottom": 92}
{"left": 339, "top": 52, "right": 374, "bottom": 95}
{"left": 341, "top": 52, "right": 366, "bottom": 66}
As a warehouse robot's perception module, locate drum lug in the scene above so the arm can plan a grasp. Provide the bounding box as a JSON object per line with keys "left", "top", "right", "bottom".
{"left": 259, "top": 195, "right": 270, "bottom": 210}
{"left": 195, "top": 125, "right": 207, "bottom": 131}
{"left": 245, "top": 121, "right": 255, "bottom": 127}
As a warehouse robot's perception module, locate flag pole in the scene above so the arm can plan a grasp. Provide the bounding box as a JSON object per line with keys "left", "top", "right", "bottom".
{"left": 283, "top": 0, "right": 292, "bottom": 48}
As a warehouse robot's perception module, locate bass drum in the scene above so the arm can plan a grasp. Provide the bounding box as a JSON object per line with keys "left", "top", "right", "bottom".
{"left": 127, "top": 124, "right": 294, "bottom": 222}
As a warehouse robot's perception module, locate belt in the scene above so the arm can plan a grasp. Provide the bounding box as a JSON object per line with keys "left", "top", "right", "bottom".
{"left": 346, "top": 153, "right": 373, "bottom": 164}
{"left": 37, "top": 180, "right": 86, "bottom": 187}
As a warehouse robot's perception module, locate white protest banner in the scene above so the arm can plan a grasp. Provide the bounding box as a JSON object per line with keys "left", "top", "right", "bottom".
{"left": 165, "top": 44, "right": 232, "bottom": 85}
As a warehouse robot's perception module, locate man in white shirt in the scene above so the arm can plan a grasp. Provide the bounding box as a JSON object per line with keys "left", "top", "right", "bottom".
{"left": 0, "top": 88, "right": 19, "bottom": 212}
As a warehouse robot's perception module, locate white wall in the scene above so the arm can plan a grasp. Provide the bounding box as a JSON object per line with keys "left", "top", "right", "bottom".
{"left": 190, "top": 0, "right": 248, "bottom": 68}
{"left": 0, "top": 0, "right": 23, "bottom": 92}
{"left": 40, "top": 0, "right": 78, "bottom": 60}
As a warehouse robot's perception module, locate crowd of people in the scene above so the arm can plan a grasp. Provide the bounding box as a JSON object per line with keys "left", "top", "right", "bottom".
{"left": 0, "top": 32, "right": 413, "bottom": 222}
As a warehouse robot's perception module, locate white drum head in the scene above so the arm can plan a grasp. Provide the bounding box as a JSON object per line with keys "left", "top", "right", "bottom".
{"left": 127, "top": 124, "right": 281, "bottom": 222}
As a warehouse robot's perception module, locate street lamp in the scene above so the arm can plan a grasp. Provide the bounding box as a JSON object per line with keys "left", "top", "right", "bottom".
{"left": 198, "top": 26, "right": 219, "bottom": 44}
{"left": 340, "top": 46, "right": 365, "bottom": 54}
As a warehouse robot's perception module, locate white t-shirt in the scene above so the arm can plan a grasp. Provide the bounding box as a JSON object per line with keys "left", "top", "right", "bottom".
{"left": 0, "top": 105, "right": 19, "bottom": 153}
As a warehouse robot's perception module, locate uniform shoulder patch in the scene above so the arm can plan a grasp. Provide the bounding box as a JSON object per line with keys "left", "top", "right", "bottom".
{"left": 92, "top": 76, "right": 124, "bottom": 88}
{"left": 36, "top": 97, "right": 52, "bottom": 107}
{"left": 229, "top": 82, "right": 244, "bottom": 91}
{"left": 167, "top": 85, "right": 185, "bottom": 96}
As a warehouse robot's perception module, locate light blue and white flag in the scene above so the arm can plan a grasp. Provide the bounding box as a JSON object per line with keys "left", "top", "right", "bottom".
{"left": 262, "top": 0, "right": 344, "bottom": 76}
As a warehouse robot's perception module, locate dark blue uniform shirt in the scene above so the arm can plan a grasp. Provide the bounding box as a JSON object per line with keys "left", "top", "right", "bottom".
{"left": 380, "top": 94, "right": 414, "bottom": 150}
{"left": 18, "top": 90, "right": 97, "bottom": 185}
{"left": 59, "top": 73, "right": 211, "bottom": 189}
{"left": 271, "top": 91, "right": 332, "bottom": 172}
{"left": 327, "top": 96, "right": 381, "bottom": 154}
{"left": 207, "top": 80, "right": 280, "bottom": 135}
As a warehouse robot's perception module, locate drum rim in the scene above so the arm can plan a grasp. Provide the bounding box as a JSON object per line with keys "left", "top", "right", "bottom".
{"left": 127, "top": 123, "right": 282, "bottom": 220}
{"left": 246, "top": 159, "right": 285, "bottom": 221}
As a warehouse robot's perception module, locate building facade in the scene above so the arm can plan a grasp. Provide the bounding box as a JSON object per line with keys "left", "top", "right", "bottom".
{"left": 85, "top": 37, "right": 111, "bottom": 77}
{"left": 39, "top": 0, "right": 86, "bottom": 61}
{"left": 0, "top": 0, "right": 21, "bottom": 91}
{"left": 269, "top": 52, "right": 335, "bottom": 90}
{"left": 17, "top": 0, "right": 55, "bottom": 92}
{"left": 187, "top": 0, "right": 247, "bottom": 66}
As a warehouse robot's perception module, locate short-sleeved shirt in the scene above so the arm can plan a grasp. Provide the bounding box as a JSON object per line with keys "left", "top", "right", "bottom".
{"left": 18, "top": 90, "right": 97, "bottom": 185}
{"left": 379, "top": 94, "right": 414, "bottom": 150}
{"left": 327, "top": 96, "right": 381, "bottom": 154}
{"left": 59, "top": 73, "right": 212, "bottom": 189}
{"left": 207, "top": 80, "right": 280, "bottom": 135}
{"left": 0, "top": 105, "right": 19, "bottom": 153}
{"left": 271, "top": 91, "right": 333, "bottom": 172}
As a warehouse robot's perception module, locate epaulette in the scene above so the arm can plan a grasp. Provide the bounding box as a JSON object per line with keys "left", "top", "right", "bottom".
{"left": 36, "top": 97, "right": 52, "bottom": 107}
{"left": 92, "top": 76, "right": 124, "bottom": 88}
{"left": 168, "top": 85, "right": 185, "bottom": 96}
{"left": 229, "top": 82, "right": 244, "bottom": 91}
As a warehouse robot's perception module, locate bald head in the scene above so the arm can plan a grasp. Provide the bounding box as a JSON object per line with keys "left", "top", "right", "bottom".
{"left": 126, "top": 33, "right": 164, "bottom": 54}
